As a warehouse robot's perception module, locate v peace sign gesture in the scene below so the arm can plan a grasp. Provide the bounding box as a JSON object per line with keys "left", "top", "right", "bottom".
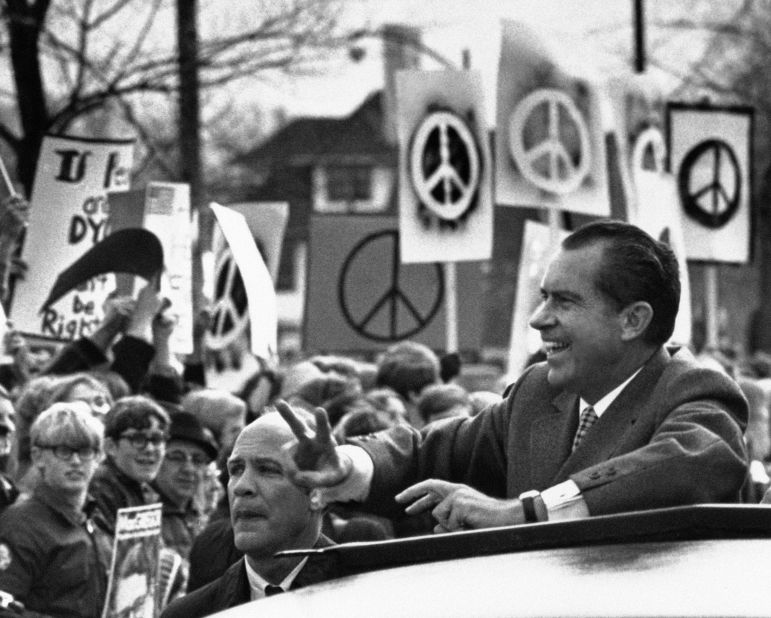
{"left": 275, "top": 400, "right": 352, "bottom": 489}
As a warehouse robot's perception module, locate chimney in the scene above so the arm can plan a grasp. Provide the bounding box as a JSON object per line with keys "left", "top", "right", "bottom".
{"left": 381, "top": 23, "right": 422, "bottom": 145}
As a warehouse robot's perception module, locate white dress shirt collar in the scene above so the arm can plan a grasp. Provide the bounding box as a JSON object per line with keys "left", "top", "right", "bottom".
{"left": 244, "top": 555, "right": 309, "bottom": 600}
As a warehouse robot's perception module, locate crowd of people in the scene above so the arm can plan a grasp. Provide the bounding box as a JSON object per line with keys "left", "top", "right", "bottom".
{"left": 0, "top": 250, "right": 502, "bottom": 613}
{"left": 0, "top": 195, "right": 768, "bottom": 616}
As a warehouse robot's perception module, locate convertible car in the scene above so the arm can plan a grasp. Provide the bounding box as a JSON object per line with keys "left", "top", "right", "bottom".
{"left": 213, "top": 504, "right": 771, "bottom": 617}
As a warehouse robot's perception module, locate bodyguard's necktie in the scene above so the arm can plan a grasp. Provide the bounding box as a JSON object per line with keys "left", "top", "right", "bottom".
{"left": 572, "top": 405, "right": 598, "bottom": 451}
{"left": 264, "top": 584, "right": 285, "bottom": 597}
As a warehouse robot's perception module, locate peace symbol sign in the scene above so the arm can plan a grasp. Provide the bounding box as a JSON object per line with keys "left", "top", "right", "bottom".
{"left": 409, "top": 110, "right": 481, "bottom": 221}
{"left": 206, "top": 248, "right": 249, "bottom": 350}
{"left": 338, "top": 230, "right": 444, "bottom": 342}
{"left": 508, "top": 88, "right": 592, "bottom": 194}
{"left": 632, "top": 126, "right": 666, "bottom": 174}
{"left": 677, "top": 138, "right": 741, "bottom": 229}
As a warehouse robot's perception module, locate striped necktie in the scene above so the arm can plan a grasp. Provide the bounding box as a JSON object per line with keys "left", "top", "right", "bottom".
{"left": 572, "top": 405, "right": 598, "bottom": 451}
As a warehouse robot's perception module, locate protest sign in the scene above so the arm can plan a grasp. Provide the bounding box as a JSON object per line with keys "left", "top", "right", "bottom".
{"left": 304, "top": 215, "right": 484, "bottom": 352}
{"left": 606, "top": 71, "right": 666, "bottom": 221}
{"left": 11, "top": 135, "right": 134, "bottom": 340}
{"left": 109, "top": 183, "right": 194, "bottom": 353}
{"left": 226, "top": 202, "right": 289, "bottom": 281}
{"left": 604, "top": 74, "right": 691, "bottom": 344}
{"left": 495, "top": 20, "right": 610, "bottom": 216}
{"left": 395, "top": 69, "right": 493, "bottom": 264}
{"left": 102, "top": 503, "right": 162, "bottom": 618}
{"left": 667, "top": 103, "right": 753, "bottom": 263}
{"left": 209, "top": 203, "right": 277, "bottom": 360}
{"left": 40, "top": 229, "right": 163, "bottom": 310}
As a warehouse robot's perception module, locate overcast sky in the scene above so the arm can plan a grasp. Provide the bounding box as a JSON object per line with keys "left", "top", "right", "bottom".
{"left": 269, "top": 0, "right": 631, "bottom": 119}
{"left": 264, "top": 1, "right": 645, "bottom": 119}
{"left": 258, "top": 0, "right": 737, "bottom": 124}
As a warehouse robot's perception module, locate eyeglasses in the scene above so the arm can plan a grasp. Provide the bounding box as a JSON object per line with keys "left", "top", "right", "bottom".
{"left": 118, "top": 431, "right": 167, "bottom": 449}
{"left": 165, "top": 449, "right": 210, "bottom": 467}
{"left": 37, "top": 444, "right": 99, "bottom": 461}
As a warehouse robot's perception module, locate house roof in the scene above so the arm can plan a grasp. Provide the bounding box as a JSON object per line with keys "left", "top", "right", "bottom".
{"left": 232, "top": 91, "right": 397, "bottom": 169}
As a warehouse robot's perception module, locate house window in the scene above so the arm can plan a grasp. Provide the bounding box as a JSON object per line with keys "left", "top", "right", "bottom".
{"left": 326, "top": 165, "right": 372, "bottom": 202}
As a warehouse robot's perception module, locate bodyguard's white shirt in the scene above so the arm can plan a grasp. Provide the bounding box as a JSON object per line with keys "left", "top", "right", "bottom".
{"left": 244, "top": 556, "right": 308, "bottom": 600}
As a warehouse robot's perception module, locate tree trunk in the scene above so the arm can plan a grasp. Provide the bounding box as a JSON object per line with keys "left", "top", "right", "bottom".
{"left": 7, "top": 0, "right": 51, "bottom": 195}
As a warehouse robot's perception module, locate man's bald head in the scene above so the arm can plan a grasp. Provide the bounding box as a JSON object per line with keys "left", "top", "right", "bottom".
{"left": 227, "top": 409, "right": 322, "bottom": 560}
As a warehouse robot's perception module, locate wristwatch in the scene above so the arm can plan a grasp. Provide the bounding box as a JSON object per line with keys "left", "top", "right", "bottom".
{"left": 518, "top": 489, "right": 547, "bottom": 523}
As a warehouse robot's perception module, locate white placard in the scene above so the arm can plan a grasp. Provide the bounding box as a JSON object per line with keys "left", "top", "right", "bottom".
{"left": 11, "top": 135, "right": 133, "bottom": 339}
{"left": 495, "top": 20, "right": 610, "bottom": 216}
{"left": 668, "top": 104, "right": 752, "bottom": 263}
{"left": 395, "top": 69, "right": 493, "bottom": 264}
{"left": 141, "top": 182, "right": 194, "bottom": 354}
{"left": 209, "top": 202, "right": 277, "bottom": 360}
{"left": 632, "top": 169, "right": 693, "bottom": 346}
{"left": 606, "top": 71, "right": 668, "bottom": 222}
{"left": 226, "top": 202, "right": 289, "bottom": 281}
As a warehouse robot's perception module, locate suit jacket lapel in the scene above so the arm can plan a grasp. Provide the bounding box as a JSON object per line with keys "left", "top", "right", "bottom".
{"left": 554, "top": 347, "right": 670, "bottom": 481}
{"left": 292, "top": 535, "right": 335, "bottom": 591}
{"left": 528, "top": 390, "right": 579, "bottom": 489}
{"left": 215, "top": 558, "right": 251, "bottom": 608}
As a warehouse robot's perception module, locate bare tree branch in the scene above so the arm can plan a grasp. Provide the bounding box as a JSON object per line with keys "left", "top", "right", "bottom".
{"left": 0, "top": 0, "right": 355, "bottom": 192}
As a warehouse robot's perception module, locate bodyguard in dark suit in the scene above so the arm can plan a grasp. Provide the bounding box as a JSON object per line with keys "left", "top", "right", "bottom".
{"left": 277, "top": 220, "right": 748, "bottom": 531}
{"left": 162, "top": 412, "right": 334, "bottom": 617}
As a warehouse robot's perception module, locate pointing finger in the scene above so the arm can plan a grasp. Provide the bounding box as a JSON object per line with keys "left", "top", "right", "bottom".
{"left": 402, "top": 493, "right": 440, "bottom": 515}
{"left": 395, "top": 479, "right": 455, "bottom": 504}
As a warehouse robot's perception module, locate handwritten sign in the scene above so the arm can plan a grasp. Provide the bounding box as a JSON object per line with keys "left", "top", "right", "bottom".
{"left": 11, "top": 135, "right": 134, "bottom": 340}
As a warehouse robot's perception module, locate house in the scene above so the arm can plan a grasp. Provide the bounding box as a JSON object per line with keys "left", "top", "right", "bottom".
{"left": 220, "top": 25, "right": 431, "bottom": 353}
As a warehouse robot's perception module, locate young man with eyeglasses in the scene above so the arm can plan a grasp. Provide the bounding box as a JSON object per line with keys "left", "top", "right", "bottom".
{"left": 152, "top": 412, "right": 218, "bottom": 561}
{"left": 0, "top": 401, "right": 111, "bottom": 616}
{"left": 90, "top": 395, "right": 170, "bottom": 535}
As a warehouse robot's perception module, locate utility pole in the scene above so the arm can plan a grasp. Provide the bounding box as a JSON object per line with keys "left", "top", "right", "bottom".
{"left": 177, "top": 0, "right": 207, "bottom": 358}
{"left": 633, "top": 0, "right": 645, "bottom": 73}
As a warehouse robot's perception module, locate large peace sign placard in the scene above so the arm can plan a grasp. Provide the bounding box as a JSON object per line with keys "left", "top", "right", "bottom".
{"left": 632, "top": 127, "right": 667, "bottom": 175}
{"left": 668, "top": 103, "right": 752, "bottom": 263}
{"left": 603, "top": 71, "right": 668, "bottom": 222}
{"left": 208, "top": 203, "right": 277, "bottom": 360}
{"left": 677, "top": 139, "right": 741, "bottom": 229}
{"left": 494, "top": 19, "right": 609, "bottom": 216}
{"left": 304, "top": 215, "right": 484, "bottom": 352}
{"left": 508, "top": 89, "right": 592, "bottom": 195}
{"left": 206, "top": 246, "right": 249, "bottom": 350}
{"left": 396, "top": 69, "right": 492, "bottom": 264}
{"left": 339, "top": 230, "right": 443, "bottom": 342}
{"left": 409, "top": 110, "right": 481, "bottom": 223}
